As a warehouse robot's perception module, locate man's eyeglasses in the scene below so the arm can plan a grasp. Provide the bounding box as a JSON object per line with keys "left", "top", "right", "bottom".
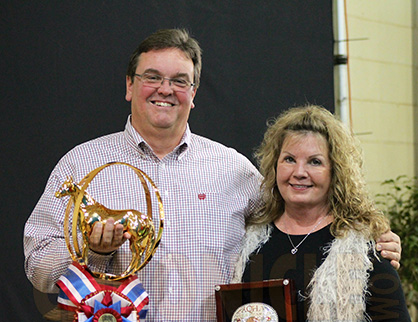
{"left": 134, "top": 73, "right": 195, "bottom": 92}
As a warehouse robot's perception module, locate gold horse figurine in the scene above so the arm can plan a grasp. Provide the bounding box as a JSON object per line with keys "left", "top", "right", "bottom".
{"left": 55, "top": 177, "right": 155, "bottom": 278}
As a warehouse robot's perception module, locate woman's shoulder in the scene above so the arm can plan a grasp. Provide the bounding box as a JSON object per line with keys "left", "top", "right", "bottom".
{"left": 366, "top": 252, "right": 411, "bottom": 321}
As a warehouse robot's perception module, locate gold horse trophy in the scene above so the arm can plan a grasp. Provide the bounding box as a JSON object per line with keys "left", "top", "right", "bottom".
{"left": 48, "top": 162, "right": 164, "bottom": 322}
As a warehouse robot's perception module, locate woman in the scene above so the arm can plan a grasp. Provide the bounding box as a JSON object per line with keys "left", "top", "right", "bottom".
{"left": 233, "top": 105, "right": 410, "bottom": 321}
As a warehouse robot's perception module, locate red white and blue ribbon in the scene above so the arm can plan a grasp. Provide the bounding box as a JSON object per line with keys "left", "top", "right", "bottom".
{"left": 57, "top": 262, "right": 149, "bottom": 322}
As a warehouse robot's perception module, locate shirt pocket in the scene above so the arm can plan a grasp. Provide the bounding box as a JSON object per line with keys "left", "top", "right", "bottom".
{"left": 181, "top": 191, "right": 246, "bottom": 251}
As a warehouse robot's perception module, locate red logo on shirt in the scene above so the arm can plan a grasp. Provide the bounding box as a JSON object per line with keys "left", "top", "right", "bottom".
{"left": 198, "top": 193, "right": 206, "bottom": 200}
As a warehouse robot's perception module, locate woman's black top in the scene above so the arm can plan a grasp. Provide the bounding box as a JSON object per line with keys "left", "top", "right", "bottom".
{"left": 242, "top": 224, "right": 410, "bottom": 321}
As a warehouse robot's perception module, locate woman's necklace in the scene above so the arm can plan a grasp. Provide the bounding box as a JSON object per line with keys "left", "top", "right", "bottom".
{"left": 286, "top": 215, "right": 327, "bottom": 255}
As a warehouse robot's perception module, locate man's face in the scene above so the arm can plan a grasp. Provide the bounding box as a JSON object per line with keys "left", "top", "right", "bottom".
{"left": 126, "top": 48, "right": 197, "bottom": 137}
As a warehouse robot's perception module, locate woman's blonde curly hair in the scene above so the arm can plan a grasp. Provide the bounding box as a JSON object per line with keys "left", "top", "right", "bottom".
{"left": 249, "top": 105, "right": 389, "bottom": 239}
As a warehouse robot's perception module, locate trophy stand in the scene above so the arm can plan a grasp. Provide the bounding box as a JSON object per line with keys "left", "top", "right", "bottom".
{"left": 43, "top": 307, "right": 74, "bottom": 322}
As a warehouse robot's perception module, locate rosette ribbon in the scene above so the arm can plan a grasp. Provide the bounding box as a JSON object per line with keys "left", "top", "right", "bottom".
{"left": 57, "top": 262, "right": 148, "bottom": 322}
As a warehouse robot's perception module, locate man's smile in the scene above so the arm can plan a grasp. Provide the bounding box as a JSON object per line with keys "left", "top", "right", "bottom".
{"left": 151, "top": 100, "right": 175, "bottom": 107}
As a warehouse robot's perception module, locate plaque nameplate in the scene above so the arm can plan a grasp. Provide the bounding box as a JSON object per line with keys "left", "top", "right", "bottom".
{"left": 215, "top": 279, "right": 297, "bottom": 322}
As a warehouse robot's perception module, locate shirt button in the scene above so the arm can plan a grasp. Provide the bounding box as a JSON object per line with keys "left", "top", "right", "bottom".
{"left": 167, "top": 254, "right": 172, "bottom": 260}
{"left": 164, "top": 190, "right": 169, "bottom": 197}
{"left": 168, "top": 287, "right": 173, "bottom": 294}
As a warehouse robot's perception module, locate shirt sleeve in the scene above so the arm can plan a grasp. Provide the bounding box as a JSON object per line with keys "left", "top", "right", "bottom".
{"left": 366, "top": 254, "right": 411, "bottom": 321}
{"left": 235, "top": 156, "right": 264, "bottom": 219}
{"left": 23, "top": 164, "right": 113, "bottom": 293}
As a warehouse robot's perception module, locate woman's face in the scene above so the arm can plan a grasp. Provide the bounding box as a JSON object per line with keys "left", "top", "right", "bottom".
{"left": 276, "top": 132, "right": 331, "bottom": 212}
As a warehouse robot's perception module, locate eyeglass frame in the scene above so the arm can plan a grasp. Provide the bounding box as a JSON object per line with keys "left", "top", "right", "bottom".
{"left": 134, "top": 73, "right": 195, "bottom": 91}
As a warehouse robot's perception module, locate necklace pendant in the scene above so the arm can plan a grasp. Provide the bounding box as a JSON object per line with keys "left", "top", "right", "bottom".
{"left": 291, "top": 248, "right": 298, "bottom": 255}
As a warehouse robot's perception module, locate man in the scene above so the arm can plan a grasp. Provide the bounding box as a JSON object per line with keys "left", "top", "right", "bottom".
{"left": 24, "top": 29, "right": 401, "bottom": 321}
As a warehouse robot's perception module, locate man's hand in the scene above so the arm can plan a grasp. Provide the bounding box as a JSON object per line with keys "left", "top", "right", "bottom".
{"left": 376, "top": 230, "right": 402, "bottom": 270}
{"left": 89, "top": 218, "right": 131, "bottom": 254}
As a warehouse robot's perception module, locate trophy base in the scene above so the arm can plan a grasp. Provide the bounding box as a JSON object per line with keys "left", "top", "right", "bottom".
{"left": 43, "top": 278, "right": 124, "bottom": 322}
{"left": 43, "top": 306, "right": 74, "bottom": 322}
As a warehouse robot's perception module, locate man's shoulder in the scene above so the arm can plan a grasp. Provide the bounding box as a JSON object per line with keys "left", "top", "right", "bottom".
{"left": 189, "top": 133, "right": 259, "bottom": 173}
{"left": 71, "top": 131, "right": 125, "bottom": 150}
{"left": 191, "top": 133, "right": 243, "bottom": 156}
{"left": 57, "top": 131, "right": 126, "bottom": 165}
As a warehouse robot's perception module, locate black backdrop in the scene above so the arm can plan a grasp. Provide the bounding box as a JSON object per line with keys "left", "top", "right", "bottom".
{"left": 1, "top": 1, "right": 334, "bottom": 321}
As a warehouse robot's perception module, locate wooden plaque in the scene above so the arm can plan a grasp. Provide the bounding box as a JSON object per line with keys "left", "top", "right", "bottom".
{"left": 215, "top": 279, "right": 297, "bottom": 322}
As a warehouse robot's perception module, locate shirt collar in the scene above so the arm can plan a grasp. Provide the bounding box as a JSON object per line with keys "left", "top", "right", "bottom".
{"left": 124, "top": 115, "right": 191, "bottom": 158}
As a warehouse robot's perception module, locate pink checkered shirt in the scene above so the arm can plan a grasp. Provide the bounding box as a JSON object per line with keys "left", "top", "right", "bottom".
{"left": 24, "top": 117, "right": 262, "bottom": 321}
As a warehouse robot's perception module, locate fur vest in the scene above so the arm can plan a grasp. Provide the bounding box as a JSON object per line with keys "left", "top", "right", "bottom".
{"left": 232, "top": 224, "right": 376, "bottom": 322}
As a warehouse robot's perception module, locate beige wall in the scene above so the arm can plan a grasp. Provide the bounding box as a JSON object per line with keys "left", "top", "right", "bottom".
{"left": 344, "top": 0, "right": 417, "bottom": 194}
